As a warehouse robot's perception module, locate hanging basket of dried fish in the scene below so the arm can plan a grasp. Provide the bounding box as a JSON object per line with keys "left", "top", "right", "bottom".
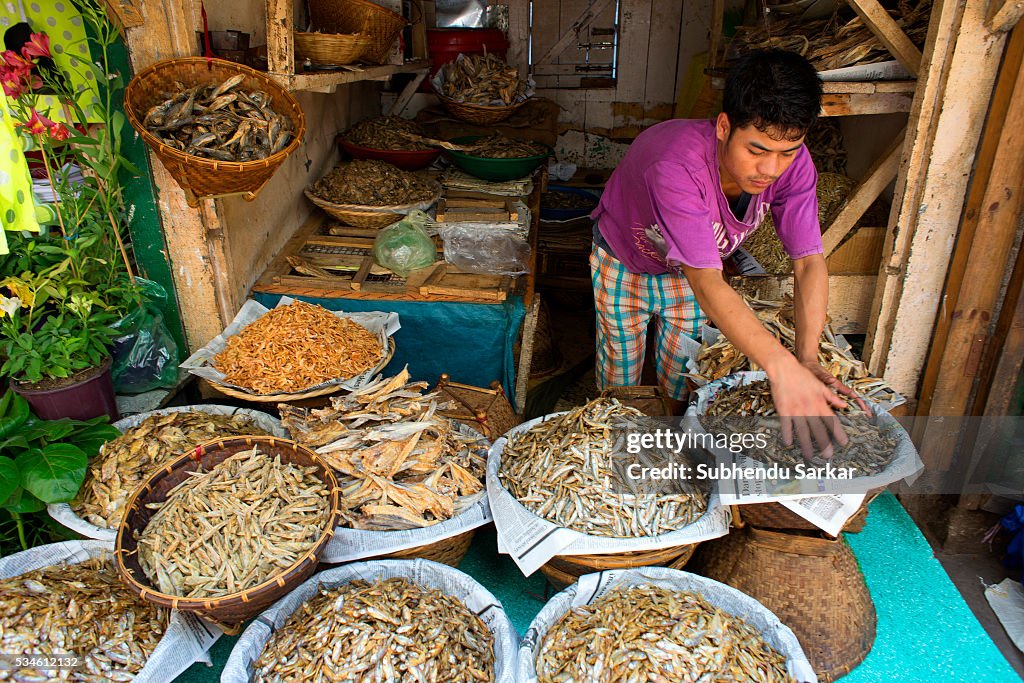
{"left": 308, "top": 0, "right": 408, "bottom": 64}
{"left": 125, "top": 58, "right": 306, "bottom": 208}
{"left": 294, "top": 30, "right": 373, "bottom": 66}
{"left": 115, "top": 436, "right": 343, "bottom": 631}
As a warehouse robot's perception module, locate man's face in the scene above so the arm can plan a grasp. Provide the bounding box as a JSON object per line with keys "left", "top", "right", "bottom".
{"left": 715, "top": 113, "right": 805, "bottom": 194}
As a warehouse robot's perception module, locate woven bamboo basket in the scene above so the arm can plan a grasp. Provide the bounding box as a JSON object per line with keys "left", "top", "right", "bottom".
{"left": 208, "top": 336, "right": 395, "bottom": 403}
{"left": 304, "top": 180, "right": 442, "bottom": 228}
{"left": 435, "top": 92, "right": 527, "bottom": 125}
{"left": 599, "top": 385, "right": 674, "bottom": 417}
{"left": 308, "top": 0, "right": 407, "bottom": 64}
{"left": 539, "top": 544, "right": 698, "bottom": 591}
{"left": 294, "top": 31, "right": 372, "bottom": 65}
{"left": 694, "top": 526, "right": 876, "bottom": 682}
{"left": 124, "top": 58, "right": 305, "bottom": 207}
{"left": 433, "top": 374, "right": 520, "bottom": 440}
{"left": 737, "top": 488, "right": 884, "bottom": 534}
{"left": 370, "top": 528, "right": 477, "bottom": 568}
{"left": 114, "top": 436, "right": 343, "bottom": 633}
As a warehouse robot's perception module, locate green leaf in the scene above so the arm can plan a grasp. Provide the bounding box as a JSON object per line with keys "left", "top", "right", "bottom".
{"left": 5, "top": 490, "right": 45, "bottom": 514}
{"left": 0, "top": 436, "right": 30, "bottom": 452}
{"left": 0, "top": 459, "right": 19, "bottom": 505}
{"left": 16, "top": 444, "right": 87, "bottom": 503}
{"left": 0, "top": 392, "right": 28, "bottom": 439}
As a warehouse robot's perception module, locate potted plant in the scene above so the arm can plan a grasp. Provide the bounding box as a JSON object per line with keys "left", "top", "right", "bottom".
{"left": 0, "top": 1, "right": 144, "bottom": 420}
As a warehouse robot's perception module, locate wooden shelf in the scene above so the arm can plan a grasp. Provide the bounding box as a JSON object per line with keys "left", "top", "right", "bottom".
{"left": 821, "top": 80, "right": 916, "bottom": 116}
{"left": 268, "top": 60, "right": 431, "bottom": 93}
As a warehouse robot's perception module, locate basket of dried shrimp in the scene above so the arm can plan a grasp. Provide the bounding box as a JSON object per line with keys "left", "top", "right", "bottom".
{"left": 294, "top": 31, "right": 372, "bottom": 66}
{"left": 125, "top": 58, "right": 306, "bottom": 207}
{"left": 115, "top": 436, "right": 343, "bottom": 632}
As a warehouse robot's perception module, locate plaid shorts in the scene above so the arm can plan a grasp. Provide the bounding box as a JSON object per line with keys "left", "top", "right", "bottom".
{"left": 590, "top": 244, "right": 705, "bottom": 400}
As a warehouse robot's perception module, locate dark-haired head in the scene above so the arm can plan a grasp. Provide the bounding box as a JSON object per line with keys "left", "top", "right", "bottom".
{"left": 722, "top": 48, "right": 822, "bottom": 141}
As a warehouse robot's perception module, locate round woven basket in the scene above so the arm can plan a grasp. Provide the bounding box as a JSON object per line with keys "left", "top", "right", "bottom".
{"left": 373, "top": 529, "right": 477, "bottom": 567}
{"left": 208, "top": 336, "right": 396, "bottom": 403}
{"left": 435, "top": 92, "right": 527, "bottom": 125}
{"left": 124, "top": 58, "right": 306, "bottom": 208}
{"left": 304, "top": 180, "right": 441, "bottom": 228}
{"left": 294, "top": 31, "right": 372, "bottom": 65}
{"left": 737, "top": 488, "right": 883, "bottom": 534}
{"left": 308, "top": 0, "right": 407, "bottom": 64}
{"left": 114, "top": 436, "right": 343, "bottom": 633}
{"left": 693, "top": 526, "right": 877, "bottom": 682}
{"left": 539, "top": 544, "right": 698, "bottom": 591}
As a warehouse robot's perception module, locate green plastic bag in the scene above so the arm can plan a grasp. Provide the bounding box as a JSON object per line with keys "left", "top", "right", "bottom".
{"left": 372, "top": 210, "right": 436, "bottom": 277}
{"left": 110, "top": 279, "right": 181, "bottom": 393}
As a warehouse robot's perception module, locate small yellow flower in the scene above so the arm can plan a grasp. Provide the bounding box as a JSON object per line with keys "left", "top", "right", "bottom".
{"left": 0, "top": 278, "right": 34, "bottom": 308}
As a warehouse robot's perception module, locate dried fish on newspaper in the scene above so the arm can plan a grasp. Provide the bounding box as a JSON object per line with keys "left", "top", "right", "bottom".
{"left": 137, "top": 448, "right": 330, "bottom": 598}
{"left": 253, "top": 577, "right": 494, "bottom": 683}
{"left": 280, "top": 369, "right": 487, "bottom": 531}
{"left": 439, "top": 53, "right": 528, "bottom": 106}
{"left": 500, "top": 398, "right": 709, "bottom": 538}
{"left": 0, "top": 556, "right": 167, "bottom": 682}
{"left": 72, "top": 411, "right": 270, "bottom": 530}
{"left": 701, "top": 379, "right": 899, "bottom": 475}
{"left": 537, "top": 584, "right": 794, "bottom": 683}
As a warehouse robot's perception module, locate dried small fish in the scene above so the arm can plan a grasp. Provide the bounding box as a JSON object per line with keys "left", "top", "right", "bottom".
{"left": 543, "top": 189, "right": 597, "bottom": 211}
{"left": 466, "top": 134, "right": 547, "bottom": 159}
{"left": 0, "top": 557, "right": 167, "bottom": 682}
{"left": 142, "top": 74, "right": 293, "bottom": 162}
{"left": 537, "top": 584, "right": 794, "bottom": 683}
{"left": 137, "top": 448, "right": 329, "bottom": 598}
{"left": 343, "top": 116, "right": 432, "bottom": 151}
{"left": 213, "top": 301, "right": 383, "bottom": 395}
{"left": 72, "top": 411, "right": 269, "bottom": 529}
{"left": 281, "top": 369, "right": 487, "bottom": 531}
{"left": 440, "top": 53, "right": 528, "bottom": 106}
{"left": 309, "top": 159, "right": 436, "bottom": 206}
{"left": 501, "top": 398, "right": 709, "bottom": 537}
{"left": 253, "top": 577, "right": 494, "bottom": 682}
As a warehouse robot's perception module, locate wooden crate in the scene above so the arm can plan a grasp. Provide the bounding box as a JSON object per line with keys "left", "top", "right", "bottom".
{"left": 826, "top": 227, "right": 886, "bottom": 274}
{"left": 729, "top": 274, "right": 877, "bottom": 334}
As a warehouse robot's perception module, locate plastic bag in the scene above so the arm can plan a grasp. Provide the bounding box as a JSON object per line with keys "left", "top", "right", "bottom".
{"left": 442, "top": 226, "right": 531, "bottom": 275}
{"left": 111, "top": 278, "right": 181, "bottom": 394}
{"left": 372, "top": 210, "right": 436, "bottom": 277}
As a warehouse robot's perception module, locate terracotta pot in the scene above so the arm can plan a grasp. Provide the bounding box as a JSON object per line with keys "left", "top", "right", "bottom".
{"left": 10, "top": 356, "right": 119, "bottom": 421}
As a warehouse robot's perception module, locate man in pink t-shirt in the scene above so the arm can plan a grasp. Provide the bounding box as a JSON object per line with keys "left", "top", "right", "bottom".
{"left": 592, "top": 48, "right": 860, "bottom": 456}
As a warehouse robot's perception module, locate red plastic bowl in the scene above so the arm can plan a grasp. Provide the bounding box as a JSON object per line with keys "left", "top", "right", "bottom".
{"left": 337, "top": 137, "right": 442, "bottom": 171}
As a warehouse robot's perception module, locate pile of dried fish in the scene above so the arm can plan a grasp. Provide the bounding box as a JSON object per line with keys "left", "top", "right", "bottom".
{"left": 728, "top": 0, "right": 931, "bottom": 72}
{"left": 72, "top": 411, "right": 270, "bottom": 530}
{"left": 467, "top": 134, "right": 547, "bottom": 159}
{"left": 142, "top": 74, "right": 294, "bottom": 161}
{"left": 281, "top": 369, "right": 487, "bottom": 531}
{"left": 138, "top": 448, "right": 330, "bottom": 598}
{"left": 0, "top": 557, "right": 167, "bottom": 681}
{"left": 806, "top": 119, "right": 847, "bottom": 176}
{"left": 310, "top": 159, "right": 436, "bottom": 206}
{"left": 687, "top": 295, "right": 901, "bottom": 405}
{"left": 543, "top": 189, "right": 597, "bottom": 211}
{"left": 343, "top": 116, "right": 431, "bottom": 151}
{"left": 440, "top": 53, "right": 528, "bottom": 106}
{"left": 213, "top": 301, "right": 382, "bottom": 394}
{"left": 537, "top": 584, "right": 793, "bottom": 683}
{"left": 500, "top": 399, "right": 709, "bottom": 537}
{"left": 701, "top": 379, "right": 899, "bottom": 475}
{"left": 253, "top": 577, "right": 494, "bottom": 682}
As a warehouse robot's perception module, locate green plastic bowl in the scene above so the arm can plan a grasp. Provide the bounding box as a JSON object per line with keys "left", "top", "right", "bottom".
{"left": 444, "top": 136, "right": 551, "bottom": 181}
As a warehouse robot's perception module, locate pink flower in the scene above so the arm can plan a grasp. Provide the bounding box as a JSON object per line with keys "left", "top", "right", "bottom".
{"left": 20, "top": 33, "right": 50, "bottom": 61}
{"left": 0, "top": 50, "right": 32, "bottom": 98}
{"left": 16, "top": 109, "right": 56, "bottom": 137}
{"left": 49, "top": 122, "right": 70, "bottom": 141}
{"left": 1, "top": 76, "right": 23, "bottom": 99}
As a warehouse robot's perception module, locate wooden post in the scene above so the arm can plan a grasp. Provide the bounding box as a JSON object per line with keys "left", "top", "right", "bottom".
{"left": 988, "top": 0, "right": 1024, "bottom": 33}
{"left": 845, "top": 0, "right": 924, "bottom": 76}
{"left": 266, "top": 0, "right": 295, "bottom": 77}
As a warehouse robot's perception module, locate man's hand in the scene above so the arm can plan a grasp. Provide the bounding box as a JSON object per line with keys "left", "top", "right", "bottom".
{"left": 799, "top": 359, "right": 870, "bottom": 413}
{"left": 766, "top": 357, "right": 849, "bottom": 461}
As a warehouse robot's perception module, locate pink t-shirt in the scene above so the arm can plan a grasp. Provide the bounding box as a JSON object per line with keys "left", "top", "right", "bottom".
{"left": 592, "top": 119, "right": 823, "bottom": 274}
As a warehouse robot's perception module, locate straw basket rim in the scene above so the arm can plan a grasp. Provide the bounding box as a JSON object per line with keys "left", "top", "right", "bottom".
{"left": 114, "top": 435, "right": 343, "bottom": 613}
{"left": 293, "top": 30, "right": 373, "bottom": 65}
{"left": 304, "top": 179, "right": 442, "bottom": 213}
{"left": 124, "top": 57, "right": 306, "bottom": 173}
{"left": 434, "top": 91, "right": 528, "bottom": 124}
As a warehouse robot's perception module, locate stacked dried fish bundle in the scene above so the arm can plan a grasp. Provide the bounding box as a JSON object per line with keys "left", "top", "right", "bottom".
{"left": 142, "top": 74, "right": 294, "bottom": 161}
{"left": 138, "top": 448, "right": 330, "bottom": 598}
{"left": 343, "top": 116, "right": 431, "bottom": 151}
{"left": 0, "top": 557, "right": 167, "bottom": 681}
{"left": 310, "top": 159, "right": 436, "bottom": 206}
{"left": 72, "top": 411, "right": 270, "bottom": 529}
{"left": 440, "top": 53, "right": 528, "bottom": 106}
{"left": 701, "top": 379, "right": 899, "bottom": 475}
{"left": 213, "top": 301, "right": 382, "bottom": 394}
{"left": 500, "top": 399, "right": 709, "bottom": 537}
{"left": 688, "top": 295, "right": 901, "bottom": 405}
{"left": 280, "top": 370, "right": 487, "bottom": 530}
{"left": 537, "top": 585, "right": 794, "bottom": 683}
{"left": 253, "top": 577, "right": 495, "bottom": 682}
{"left": 468, "top": 134, "right": 547, "bottom": 159}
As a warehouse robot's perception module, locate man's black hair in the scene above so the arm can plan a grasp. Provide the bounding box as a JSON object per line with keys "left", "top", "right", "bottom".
{"left": 722, "top": 48, "right": 823, "bottom": 140}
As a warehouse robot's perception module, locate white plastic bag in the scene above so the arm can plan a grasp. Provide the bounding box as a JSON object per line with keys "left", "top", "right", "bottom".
{"left": 442, "top": 226, "right": 531, "bottom": 275}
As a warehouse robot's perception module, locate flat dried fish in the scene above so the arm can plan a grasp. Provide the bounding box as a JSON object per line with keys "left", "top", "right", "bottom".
{"left": 213, "top": 301, "right": 382, "bottom": 395}
{"left": 137, "top": 447, "right": 329, "bottom": 599}
{"left": 466, "top": 134, "right": 547, "bottom": 159}
{"left": 500, "top": 399, "right": 709, "bottom": 537}
{"left": 309, "top": 159, "right": 436, "bottom": 206}
{"left": 537, "top": 584, "right": 794, "bottom": 683}
{"left": 72, "top": 411, "right": 269, "bottom": 529}
{"left": 280, "top": 369, "right": 487, "bottom": 531}
{"left": 343, "top": 116, "right": 431, "bottom": 151}
{"left": 253, "top": 577, "right": 494, "bottom": 682}
{"left": 0, "top": 557, "right": 167, "bottom": 682}
{"left": 440, "top": 53, "right": 528, "bottom": 106}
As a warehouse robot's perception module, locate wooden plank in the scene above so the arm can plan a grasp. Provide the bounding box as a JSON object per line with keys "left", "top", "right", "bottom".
{"left": 820, "top": 92, "right": 913, "bottom": 116}
{"left": 268, "top": 60, "right": 431, "bottom": 92}
{"left": 265, "top": 0, "right": 294, "bottom": 77}
{"left": 502, "top": 0, "right": 531, "bottom": 79}
{"left": 536, "top": 0, "right": 618, "bottom": 66}
{"left": 822, "top": 80, "right": 918, "bottom": 93}
{"left": 645, "top": 1, "right": 684, "bottom": 108}
{"left": 515, "top": 295, "right": 542, "bottom": 412}
{"left": 709, "top": 0, "right": 725, "bottom": 70}
{"left": 349, "top": 257, "right": 374, "bottom": 291}
{"left": 102, "top": 0, "right": 144, "bottom": 29}
{"left": 988, "top": 0, "right": 1024, "bottom": 32}
{"left": 614, "top": 0, "right": 653, "bottom": 103}
{"left": 826, "top": 227, "right": 886, "bottom": 274}
{"left": 865, "top": 0, "right": 1007, "bottom": 398}
{"left": 387, "top": 70, "right": 429, "bottom": 116}
{"left": 821, "top": 128, "right": 904, "bottom": 256}
{"left": 729, "top": 275, "right": 876, "bottom": 334}
{"left": 845, "top": 0, "right": 923, "bottom": 77}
